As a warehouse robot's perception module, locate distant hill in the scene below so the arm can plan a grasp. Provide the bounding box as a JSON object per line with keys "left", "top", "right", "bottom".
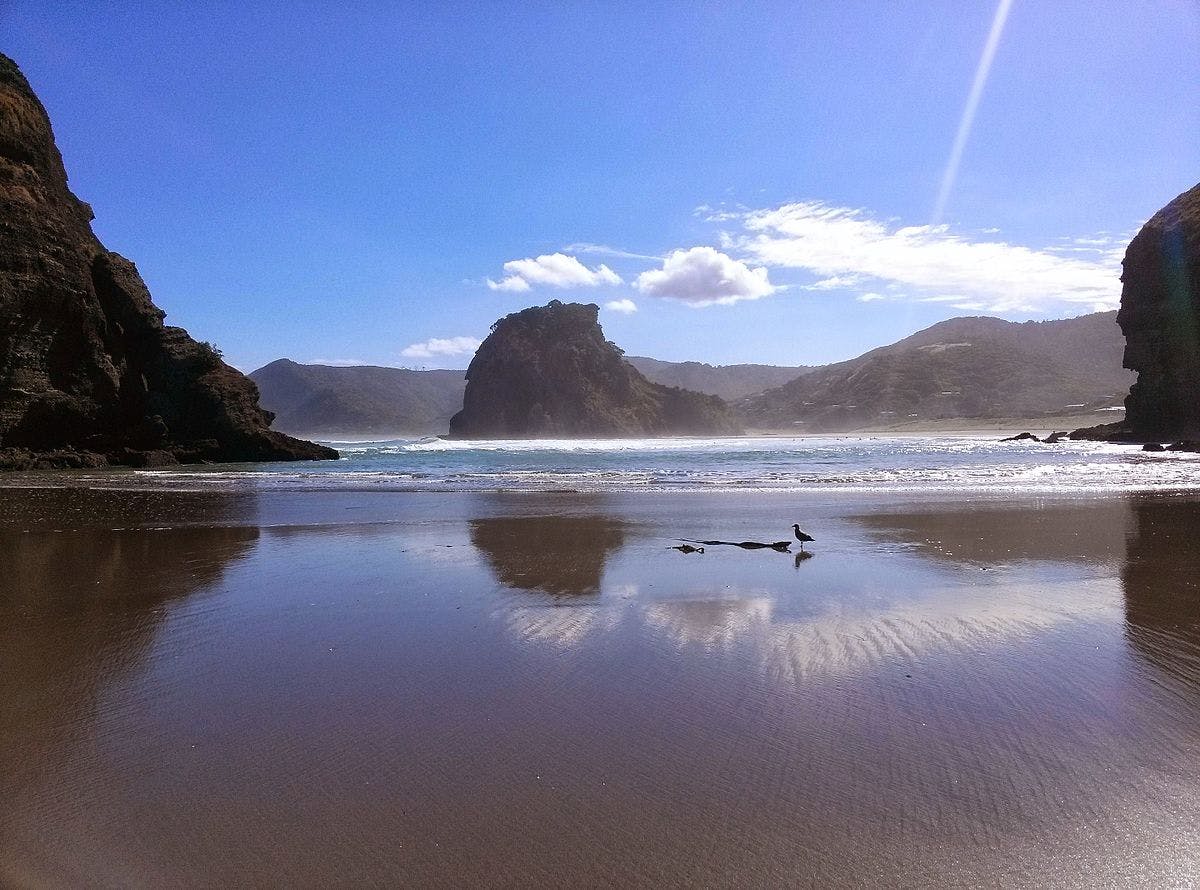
{"left": 449, "top": 301, "right": 741, "bottom": 438}
{"left": 252, "top": 311, "right": 1134, "bottom": 438}
{"left": 249, "top": 360, "right": 466, "bottom": 438}
{"left": 625, "top": 356, "right": 811, "bottom": 400}
{"left": 739, "top": 311, "right": 1134, "bottom": 431}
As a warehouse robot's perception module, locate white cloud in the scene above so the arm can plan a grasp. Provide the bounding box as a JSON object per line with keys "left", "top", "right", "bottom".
{"left": 634, "top": 246, "right": 778, "bottom": 307}
{"left": 731, "top": 201, "right": 1122, "bottom": 313}
{"left": 806, "top": 274, "right": 864, "bottom": 291}
{"left": 857, "top": 292, "right": 886, "bottom": 303}
{"left": 604, "top": 298, "right": 638, "bottom": 314}
{"left": 486, "top": 253, "right": 622, "bottom": 292}
{"left": 309, "top": 357, "right": 367, "bottom": 366}
{"left": 400, "top": 336, "right": 482, "bottom": 359}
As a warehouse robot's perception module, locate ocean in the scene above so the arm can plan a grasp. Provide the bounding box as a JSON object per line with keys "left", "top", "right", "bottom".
{"left": 42, "top": 434, "right": 1200, "bottom": 493}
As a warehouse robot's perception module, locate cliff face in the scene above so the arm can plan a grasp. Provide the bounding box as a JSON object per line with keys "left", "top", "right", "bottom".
{"left": 0, "top": 53, "right": 336, "bottom": 469}
{"left": 448, "top": 301, "right": 740, "bottom": 438}
{"left": 1115, "top": 182, "right": 1200, "bottom": 440}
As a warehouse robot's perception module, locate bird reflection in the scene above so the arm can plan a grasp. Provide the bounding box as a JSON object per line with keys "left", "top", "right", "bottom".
{"left": 469, "top": 515, "right": 626, "bottom": 596}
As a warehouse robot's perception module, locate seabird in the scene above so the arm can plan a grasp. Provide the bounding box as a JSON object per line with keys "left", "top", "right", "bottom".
{"left": 792, "top": 524, "right": 814, "bottom": 550}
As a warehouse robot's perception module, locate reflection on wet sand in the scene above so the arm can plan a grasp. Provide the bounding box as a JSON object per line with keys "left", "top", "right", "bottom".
{"left": 1122, "top": 498, "right": 1200, "bottom": 700}
{"left": 7, "top": 488, "right": 1200, "bottom": 886}
{"left": 469, "top": 514, "right": 626, "bottom": 595}
{"left": 0, "top": 488, "right": 259, "bottom": 885}
{"left": 642, "top": 596, "right": 774, "bottom": 651}
{"left": 851, "top": 496, "right": 1132, "bottom": 566}
{"left": 470, "top": 513, "right": 628, "bottom": 647}
{"left": 491, "top": 500, "right": 1125, "bottom": 680}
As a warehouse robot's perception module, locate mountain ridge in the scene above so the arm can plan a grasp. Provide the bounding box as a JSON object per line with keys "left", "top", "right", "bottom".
{"left": 739, "top": 311, "right": 1132, "bottom": 432}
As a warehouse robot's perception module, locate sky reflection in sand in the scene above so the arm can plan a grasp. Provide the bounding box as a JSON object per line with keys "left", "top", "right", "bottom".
{"left": 4, "top": 488, "right": 1200, "bottom": 886}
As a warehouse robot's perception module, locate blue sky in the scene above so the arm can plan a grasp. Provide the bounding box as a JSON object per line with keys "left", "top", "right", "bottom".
{"left": 6, "top": 1, "right": 1199, "bottom": 370}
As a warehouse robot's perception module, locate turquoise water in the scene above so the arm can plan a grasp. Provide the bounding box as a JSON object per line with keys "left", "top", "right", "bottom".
{"left": 102, "top": 435, "right": 1200, "bottom": 493}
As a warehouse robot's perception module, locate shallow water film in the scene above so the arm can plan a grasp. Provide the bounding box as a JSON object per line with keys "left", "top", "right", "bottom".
{"left": 3, "top": 486, "right": 1199, "bottom": 887}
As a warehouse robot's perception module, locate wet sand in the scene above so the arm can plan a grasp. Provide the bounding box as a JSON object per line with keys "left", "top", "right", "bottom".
{"left": 2, "top": 487, "right": 1199, "bottom": 887}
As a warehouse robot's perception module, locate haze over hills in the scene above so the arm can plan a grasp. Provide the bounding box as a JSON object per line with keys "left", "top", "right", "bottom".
{"left": 251, "top": 355, "right": 809, "bottom": 438}
{"left": 252, "top": 310, "right": 1133, "bottom": 439}
{"left": 740, "top": 311, "right": 1134, "bottom": 432}
{"left": 250, "top": 360, "right": 467, "bottom": 439}
{"left": 624, "top": 357, "right": 812, "bottom": 401}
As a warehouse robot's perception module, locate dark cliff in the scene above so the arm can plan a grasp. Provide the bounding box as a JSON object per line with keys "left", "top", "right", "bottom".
{"left": 448, "top": 301, "right": 741, "bottom": 438}
{"left": 1114, "top": 182, "right": 1200, "bottom": 440}
{"left": 0, "top": 54, "right": 335, "bottom": 468}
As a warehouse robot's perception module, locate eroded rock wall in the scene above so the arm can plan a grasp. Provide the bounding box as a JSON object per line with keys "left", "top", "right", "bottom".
{"left": 0, "top": 53, "right": 335, "bottom": 468}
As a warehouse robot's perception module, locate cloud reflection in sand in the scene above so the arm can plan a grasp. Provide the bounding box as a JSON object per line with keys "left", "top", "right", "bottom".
{"left": 478, "top": 499, "right": 1131, "bottom": 683}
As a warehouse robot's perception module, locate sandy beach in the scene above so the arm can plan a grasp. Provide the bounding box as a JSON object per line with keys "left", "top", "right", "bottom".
{"left": 2, "top": 485, "right": 1199, "bottom": 887}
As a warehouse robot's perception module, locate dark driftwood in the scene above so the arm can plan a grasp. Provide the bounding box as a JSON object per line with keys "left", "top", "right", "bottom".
{"left": 679, "top": 538, "right": 792, "bottom": 552}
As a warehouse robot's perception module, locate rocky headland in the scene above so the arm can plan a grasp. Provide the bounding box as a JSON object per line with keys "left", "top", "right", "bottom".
{"left": 0, "top": 53, "right": 335, "bottom": 469}
{"left": 1073, "top": 182, "right": 1200, "bottom": 446}
{"left": 448, "top": 301, "right": 741, "bottom": 438}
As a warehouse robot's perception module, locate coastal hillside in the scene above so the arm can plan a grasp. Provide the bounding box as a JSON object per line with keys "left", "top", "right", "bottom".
{"left": 252, "top": 355, "right": 807, "bottom": 438}
{"left": 624, "top": 356, "right": 812, "bottom": 400}
{"left": 449, "top": 301, "right": 741, "bottom": 438}
{"left": 0, "top": 53, "right": 335, "bottom": 469}
{"left": 740, "top": 311, "right": 1133, "bottom": 432}
{"left": 251, "top": 360, "right": 466, "bottom": 438}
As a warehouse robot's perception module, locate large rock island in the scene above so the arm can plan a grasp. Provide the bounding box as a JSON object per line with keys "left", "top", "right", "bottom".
{"left": 0, "top": 54, "right": 335, "bottom": 469}
{"left": 448, "top": 301, "right": 741, "bottom": 438}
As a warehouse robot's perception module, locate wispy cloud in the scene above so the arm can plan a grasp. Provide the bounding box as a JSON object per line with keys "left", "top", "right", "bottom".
{"left": 731, "top": 201, "right": 1121, "bottom": 313}
{"left": 805, "top": 274, "right": 865, "bottom": 291}
{"left": 308, "top": 357, "right": 367, "bottom": 366}
{"left": 400, "top": 336, "right": 482, "bottom": 359}
{"left": 604, "top": 298, "right": 638, "bottom": 314}
{"left": 562, "top": 243, "right": 662, "bottom": 262}
{"left": 635, "top": 246, "right": 777, "bottom": 307}
{"left": 486, "top": 253, "right": 621, "bottom": 292}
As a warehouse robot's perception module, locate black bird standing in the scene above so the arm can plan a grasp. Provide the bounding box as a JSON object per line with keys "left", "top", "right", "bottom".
{"left": 792, "top": 524, "right": 814, "bottom": 550}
